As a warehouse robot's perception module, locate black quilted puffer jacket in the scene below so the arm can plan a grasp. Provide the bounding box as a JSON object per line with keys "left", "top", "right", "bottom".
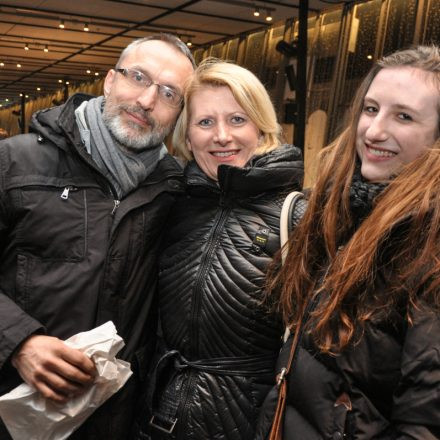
{"left": 137, "top": 145, "right": 303, "bottom": 440}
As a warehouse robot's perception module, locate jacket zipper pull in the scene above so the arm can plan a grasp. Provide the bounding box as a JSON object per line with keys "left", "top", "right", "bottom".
{"left": 60, "top": 186, "right": 78, "bottom": 200}
{"left": 61, "top": 187, "right": 71, "bottom": 200}
{"left": 112, "top": 200, "right": 120, "bottom": 215}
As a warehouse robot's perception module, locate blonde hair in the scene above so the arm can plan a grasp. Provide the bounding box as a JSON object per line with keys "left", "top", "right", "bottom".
{"left": 173, "top": 58, "right": 282, "bottom": 160}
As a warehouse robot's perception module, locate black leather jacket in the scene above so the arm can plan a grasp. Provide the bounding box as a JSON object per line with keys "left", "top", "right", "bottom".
{"left": 138, "top": 145, "right": 304, "bottom": 440}
{"left": 0, "top": 94, "right": 184, "bottom": 440}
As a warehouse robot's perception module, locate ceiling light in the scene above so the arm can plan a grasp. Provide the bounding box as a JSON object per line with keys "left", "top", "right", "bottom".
{"left": 84, "top": 23, "right": 89, "bottom": 32}
{"left": 367, "top": 54, "right": 373, "bottom": 60}
{"left": 86, "top": 69, "right": 91, "bottom": 74}
{"left": 266, "top": 10, "right": 272, "bottom": 21}
{"left": 25, "top": 95, "right": 29, "bottom": 98}
{"left": 253, "top": 7, "right": 260, "bottom": 17}
{"left": 44, "top": 45, "right": 49, "bottom": 52}
{"left": 19, "top": 93, "right": 23, "bottom": 97}
{"left": 0, "top": 62, "right": 4, "bottom": 67}
{"left": 59, "top": 19, "right": 65, "bottom": 29}
{"left": 58, "top": 79, "right": 63, "bottom": 83}
{"left": 17, "top": 63, "right": 22, "bottom": 68}
{"left": 24, "top": 43, "right": 29, "bottom": 51}
{"left": 37, "top": 87, "right": 41, "bottom": 91}
{"left": 186, "top": 39, "right": 192, "bottom": 47}
{"left": 5, "top": 98, "right": 9, "bottom": 102}
{"left": 65, "top": 81, "right": 70, "bottom": 85}
{"left": 94, "top": 72, "right": 99, "bottom": 76}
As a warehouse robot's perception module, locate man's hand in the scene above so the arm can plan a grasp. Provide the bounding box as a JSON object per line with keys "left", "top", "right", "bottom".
{"left": 11, "top": 334, "right": 96, "bottom": 404}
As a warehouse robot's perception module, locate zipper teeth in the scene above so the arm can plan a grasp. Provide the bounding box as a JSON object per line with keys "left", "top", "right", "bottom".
{"left": 190, "top": 205, "right": 230, "bottom": 356}
{"left": 176, "top": 204, "right": 230, "bottom": 438}
{"left": 176, "top": 370, "right": 195, "bottom": 439}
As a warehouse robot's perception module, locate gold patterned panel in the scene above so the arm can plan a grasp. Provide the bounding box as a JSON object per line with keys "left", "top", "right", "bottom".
{"left": 225, "top": 38, "right": 239, "bottom": 62}
{"left": 423, "top": 0, "right": 440, "bottom": 44}
{"left": 209, "top": 42, "right": 226, "bottom": 59}
{"left": 243, "top": 30, "right": 267, "bottom": 75}
{"left": 383, "top": 0, "right": 417, "bottom": 54}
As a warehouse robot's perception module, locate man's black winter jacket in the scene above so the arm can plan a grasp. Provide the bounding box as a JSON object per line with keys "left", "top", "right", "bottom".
{"left": 0, "top": 94, "right": 184, "bottom": 439}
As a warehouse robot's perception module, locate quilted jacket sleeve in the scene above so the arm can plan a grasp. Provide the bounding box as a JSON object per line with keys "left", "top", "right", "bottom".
{"left": 391, "top": 302, "right": 440, "bottom": 439}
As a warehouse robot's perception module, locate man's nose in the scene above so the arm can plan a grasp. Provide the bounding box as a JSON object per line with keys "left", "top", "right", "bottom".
{"left": 136, "top": 84, "right": 159, "bottom": 111}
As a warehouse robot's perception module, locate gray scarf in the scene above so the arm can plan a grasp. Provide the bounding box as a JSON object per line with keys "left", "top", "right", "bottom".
{"left": 75, "top": 96, "right": 167, "bottom": 199}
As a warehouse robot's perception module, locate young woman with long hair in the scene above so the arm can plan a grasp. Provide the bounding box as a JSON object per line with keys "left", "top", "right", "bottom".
{"left": 257, "top": 45, "right": 440, "bottom": 439}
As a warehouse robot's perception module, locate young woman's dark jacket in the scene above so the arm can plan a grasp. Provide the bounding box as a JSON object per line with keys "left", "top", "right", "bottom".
{"left": 138, "top": 145, "right": 304, "bottom": 440}
{"left": 0, "top": 94, "right": 184, "bottom": 439}
{"left": 256, "top": 189, "right": 440, "bottom": 440}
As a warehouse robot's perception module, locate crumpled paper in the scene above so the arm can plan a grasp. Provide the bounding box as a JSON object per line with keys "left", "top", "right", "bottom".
{"left": 0, "top": 321, "right": 132, "bottom": 440}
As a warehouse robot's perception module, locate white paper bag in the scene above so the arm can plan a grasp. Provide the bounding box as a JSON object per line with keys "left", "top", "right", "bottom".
{"left": 0, "top": 321, "right": 133, "bottom": 440}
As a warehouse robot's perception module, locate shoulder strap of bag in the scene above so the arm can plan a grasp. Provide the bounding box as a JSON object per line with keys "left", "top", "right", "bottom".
{"left": 268, "top": 325, "right": 301, "bottom": 440}
{"left": 280, "top": 191, "right": 306, "bottom": 343}
{"left": 280, "top": 191, "right": 304, "bottom": 265}
{"left": 269, "top": 191, "right": 306, "bottom": 440}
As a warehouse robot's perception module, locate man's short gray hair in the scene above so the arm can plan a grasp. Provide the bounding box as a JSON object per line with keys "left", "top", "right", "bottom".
{"left": 116, "top": 33, "right": 196, "bottom": 69}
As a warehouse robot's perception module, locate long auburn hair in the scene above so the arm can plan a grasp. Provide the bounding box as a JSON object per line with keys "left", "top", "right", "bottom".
{"left": 268, "top": 46, "right": 440, "bottom": 354}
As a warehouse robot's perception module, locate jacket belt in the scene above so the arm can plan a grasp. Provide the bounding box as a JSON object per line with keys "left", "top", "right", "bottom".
{"left": 147, "top": 348, "right": 276, "bottom": 435}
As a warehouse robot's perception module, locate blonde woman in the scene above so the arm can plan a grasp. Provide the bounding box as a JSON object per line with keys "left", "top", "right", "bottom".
{"left": 134, "top": 59, "right": 303, "bottom": 440}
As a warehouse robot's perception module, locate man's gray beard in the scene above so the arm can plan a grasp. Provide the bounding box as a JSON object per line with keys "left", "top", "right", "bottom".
{"left": 102, "top": 103, "right": 173, "bottom": 152}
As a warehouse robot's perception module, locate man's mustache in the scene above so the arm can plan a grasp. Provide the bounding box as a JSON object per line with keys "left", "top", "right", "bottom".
{"left": 120, "top": 104, "right": 156, "bottom": 129}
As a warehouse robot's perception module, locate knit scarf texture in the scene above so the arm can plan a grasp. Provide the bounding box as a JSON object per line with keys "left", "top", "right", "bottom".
{"left": 75, "top": 96, "right": 167, "bottom": 199}
{"left": 348, "top": 165, "right": 388, "bottom": 224}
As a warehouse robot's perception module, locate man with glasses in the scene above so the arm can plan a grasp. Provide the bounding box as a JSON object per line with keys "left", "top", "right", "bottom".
{"left": 0, "top": 34, "right": 195, "bottom": 439}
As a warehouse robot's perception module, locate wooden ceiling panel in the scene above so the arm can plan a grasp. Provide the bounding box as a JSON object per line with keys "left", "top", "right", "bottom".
{"left": 0, "top": 0, "right": 337, "bottom": 105}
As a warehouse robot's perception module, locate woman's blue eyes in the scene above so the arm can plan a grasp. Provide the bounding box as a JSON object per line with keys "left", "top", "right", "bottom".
{"left": 197, "top": 116, "right": 246, "bottom": 126}
{"left": 198, "top": 119, "right": 212, "bottom": 126}
{"left": 231, "top": 116, "right": 245, "bottom": 123}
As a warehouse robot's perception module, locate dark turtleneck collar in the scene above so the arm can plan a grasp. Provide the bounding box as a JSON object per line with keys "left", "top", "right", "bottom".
{"left": 184, "top": 144, "right": 304, "bottom": 197}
